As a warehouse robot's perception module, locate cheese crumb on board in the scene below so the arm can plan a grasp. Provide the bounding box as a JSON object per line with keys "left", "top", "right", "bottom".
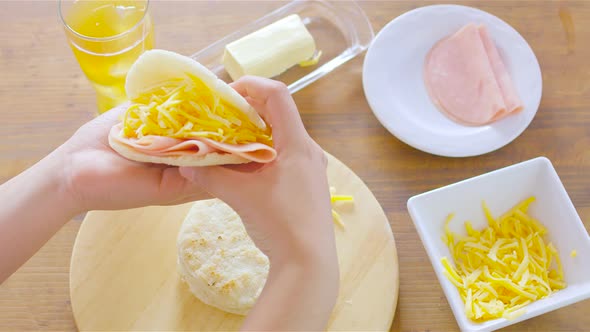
{"left": 570, "top": 250, "right": 577, "bottom": 258}
{"left": 330, "top": 186, "right": 354, "bottom": 229}
{"left": 441, "top": 196, "right": 566, "bottom": 322}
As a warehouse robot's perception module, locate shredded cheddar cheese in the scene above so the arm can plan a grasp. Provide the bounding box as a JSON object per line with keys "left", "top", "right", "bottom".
{"left": 332, "top": 210, "right": 345, "bottom": 229}
{"left": 123, "top": 74, "right": 272, "bottom": 146}
{"left": 330, "top": 186, "right": 354, "bottom": 229}
{"left": 441, "top": 197, "right": 566, "bottom": 322}
{"left": 299, "top": 50, "right": 323, "bottom": 67}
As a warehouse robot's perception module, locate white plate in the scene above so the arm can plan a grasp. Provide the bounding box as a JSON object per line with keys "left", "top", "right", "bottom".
{"left": 362, "top": 5, "right": 542, "bottom": 157}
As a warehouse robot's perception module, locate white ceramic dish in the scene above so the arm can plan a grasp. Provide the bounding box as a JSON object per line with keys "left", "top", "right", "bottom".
{"left": 363, "top": 5, "right": 542, "bottom": 157}
{"left": 407, "top": 157, "right": 590, "bottom": 331}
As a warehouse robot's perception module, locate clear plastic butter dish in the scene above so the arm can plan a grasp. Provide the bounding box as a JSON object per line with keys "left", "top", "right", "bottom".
{"left": 190, "top": 0, "right": 374, "bottom": 94}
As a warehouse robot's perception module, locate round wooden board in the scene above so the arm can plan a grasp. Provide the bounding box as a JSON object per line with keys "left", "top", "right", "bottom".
{"left": 70, "top": 154, "right": 399, "bottom": 331}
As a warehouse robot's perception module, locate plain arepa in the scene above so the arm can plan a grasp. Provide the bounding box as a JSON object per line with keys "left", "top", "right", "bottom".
{"left": 176, "top": 199, "right": 269, "bottom": 315}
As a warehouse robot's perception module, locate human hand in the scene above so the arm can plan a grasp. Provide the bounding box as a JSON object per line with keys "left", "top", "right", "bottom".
{"left": 179, "top": 76, "right": 336, "bottom": 264}
{"left": 0, "top": 104, "right": 208, "bottom": 283}
{"left": 179, "top": 76, "right": 339, "bottom": 330}
{"left": 58, "top": 105, "right": 208, "bottom": 213}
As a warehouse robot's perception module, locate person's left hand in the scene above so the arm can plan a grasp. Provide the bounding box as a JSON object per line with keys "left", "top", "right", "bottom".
{"left": 57, "top": 105, "right": 208, "bottom": 212}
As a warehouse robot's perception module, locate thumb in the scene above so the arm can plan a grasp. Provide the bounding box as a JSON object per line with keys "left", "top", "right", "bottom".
{"left": 179, "top": 166, "right": 241, "bottom": 200}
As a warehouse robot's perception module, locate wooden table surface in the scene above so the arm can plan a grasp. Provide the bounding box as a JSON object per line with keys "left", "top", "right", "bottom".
{"left": 1, "top": 1, "right": 589, "bottom": 331}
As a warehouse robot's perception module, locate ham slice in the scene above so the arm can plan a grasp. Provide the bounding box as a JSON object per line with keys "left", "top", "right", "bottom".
{"left": 478, "top": 26, "right": 523, "bottom": 117}
{"left": 109, "top": 124, "right": 277, "bottom": 163}
{"left": 424, "top": 23, "right": 523, "bottom": 125}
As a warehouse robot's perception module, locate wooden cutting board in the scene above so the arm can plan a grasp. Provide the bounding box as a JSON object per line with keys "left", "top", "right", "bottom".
{"left": 70, "top": 154, "right": 399, "bottom": 331}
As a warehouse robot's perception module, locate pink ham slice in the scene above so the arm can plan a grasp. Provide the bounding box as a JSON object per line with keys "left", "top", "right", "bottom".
{"left": 478, "top": 26, "right": 523, "bottom": 118}
{"left": 109, "top": 124, "right": 277, "bottom": 163}
{"left": 424, "top": 23, "right": 523, "bottom": 126}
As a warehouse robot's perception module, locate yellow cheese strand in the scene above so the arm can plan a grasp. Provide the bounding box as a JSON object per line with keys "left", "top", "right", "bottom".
{"left": 441, "top": 197, "right": 566, "bottom": 322}
{"left": 299, "top": 50, "right": 323, "bottom": 67}
{"left": 331, "top": 210, "right": 345, "bottom": 229}
{"left": 330, "top": 187, "right": 354, "bottom": 229}
{"left": 122, "top": 74, "right": 273, "bottom": 147}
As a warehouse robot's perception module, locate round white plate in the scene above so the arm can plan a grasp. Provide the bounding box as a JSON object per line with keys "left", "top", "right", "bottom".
{"left": 362, "top": 5, "right": 542, "bottom": 157}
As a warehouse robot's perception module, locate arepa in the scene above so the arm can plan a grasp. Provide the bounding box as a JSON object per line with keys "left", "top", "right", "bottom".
{"left": 176, "top": 199, "right": 269, "bottom": 315}
{"left": 108, "top": 49, "right": 276, "bottom": 167}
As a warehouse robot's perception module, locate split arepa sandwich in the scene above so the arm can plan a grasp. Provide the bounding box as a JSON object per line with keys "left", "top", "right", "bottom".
{"left": 108, "top": 49, "right": 277, "bottom": 166}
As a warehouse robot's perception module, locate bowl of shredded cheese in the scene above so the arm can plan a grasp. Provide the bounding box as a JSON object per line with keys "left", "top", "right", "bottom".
{"left": 407, "top": 157, "right": 590, "bottom": 331}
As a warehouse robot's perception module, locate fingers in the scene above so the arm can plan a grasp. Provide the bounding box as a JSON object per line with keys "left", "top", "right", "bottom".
{"left": 178, "top": 166, "right": 242, "bottom": 201}
{"left": 97, "top": 102, "right": 129, "bottom": 126}
{"left": 128, "top": 166, "right": 210, "bottom": 207}
{"left": 78, "top": 103, "right": 129, "bottom": 146}
{"left": 230, "top": 76, "right": 306, "bottom": 149}
{"left": 83, "top": 103, "right": 128, "bottom": 144}
{"left": 157, "top": 167, "right": 210, "bottom": 203}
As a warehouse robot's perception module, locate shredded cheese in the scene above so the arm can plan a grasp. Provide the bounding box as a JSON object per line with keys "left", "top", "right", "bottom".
{"left": 441, "top": 197, "right": 566, "bottom": 322}
{"left": 299, "top": 50, "right": 323, "bottom": 67}
{"left": 330, "top": 186, "right": 354, "bottom": 229}
{"left": 570, "top": 250, "right": 577, "bottom": 258}
{"left": 123, "top": 74, "right": 273, "bottom": 146}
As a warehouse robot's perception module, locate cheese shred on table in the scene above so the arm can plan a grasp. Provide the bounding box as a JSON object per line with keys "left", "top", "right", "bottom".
{"left": 441, "top": 197, "right": 566, "bottom": 322}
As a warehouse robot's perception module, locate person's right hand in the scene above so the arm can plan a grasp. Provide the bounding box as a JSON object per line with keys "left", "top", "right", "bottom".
{"left": 179, "top": 76, "right": 335, "bottom": 264}
{"left": 179, "top": 76, "right": 339, "bottom": 331}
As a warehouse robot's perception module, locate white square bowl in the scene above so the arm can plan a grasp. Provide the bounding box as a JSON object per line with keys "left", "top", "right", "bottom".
{"left": 407, "top": 157, "right": 590, "bottom": 332}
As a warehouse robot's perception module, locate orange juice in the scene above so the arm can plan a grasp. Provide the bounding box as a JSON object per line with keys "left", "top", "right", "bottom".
{"left": 62, "top": 0, "right": 154, "bottom": 113}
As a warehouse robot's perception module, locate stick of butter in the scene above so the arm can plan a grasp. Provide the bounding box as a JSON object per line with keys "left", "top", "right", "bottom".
{"left": 222, "top": 14, "right": 316, "bottom": 81}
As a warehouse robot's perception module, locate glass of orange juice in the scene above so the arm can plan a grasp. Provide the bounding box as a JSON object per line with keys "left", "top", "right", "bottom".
{"left": 59, "top": 0, "right": 154, "bottom": 113}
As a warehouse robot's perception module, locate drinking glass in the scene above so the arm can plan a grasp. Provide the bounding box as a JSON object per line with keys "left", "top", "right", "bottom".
{"left": 59, "top": 0, "right": 154, "bottom": 113}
